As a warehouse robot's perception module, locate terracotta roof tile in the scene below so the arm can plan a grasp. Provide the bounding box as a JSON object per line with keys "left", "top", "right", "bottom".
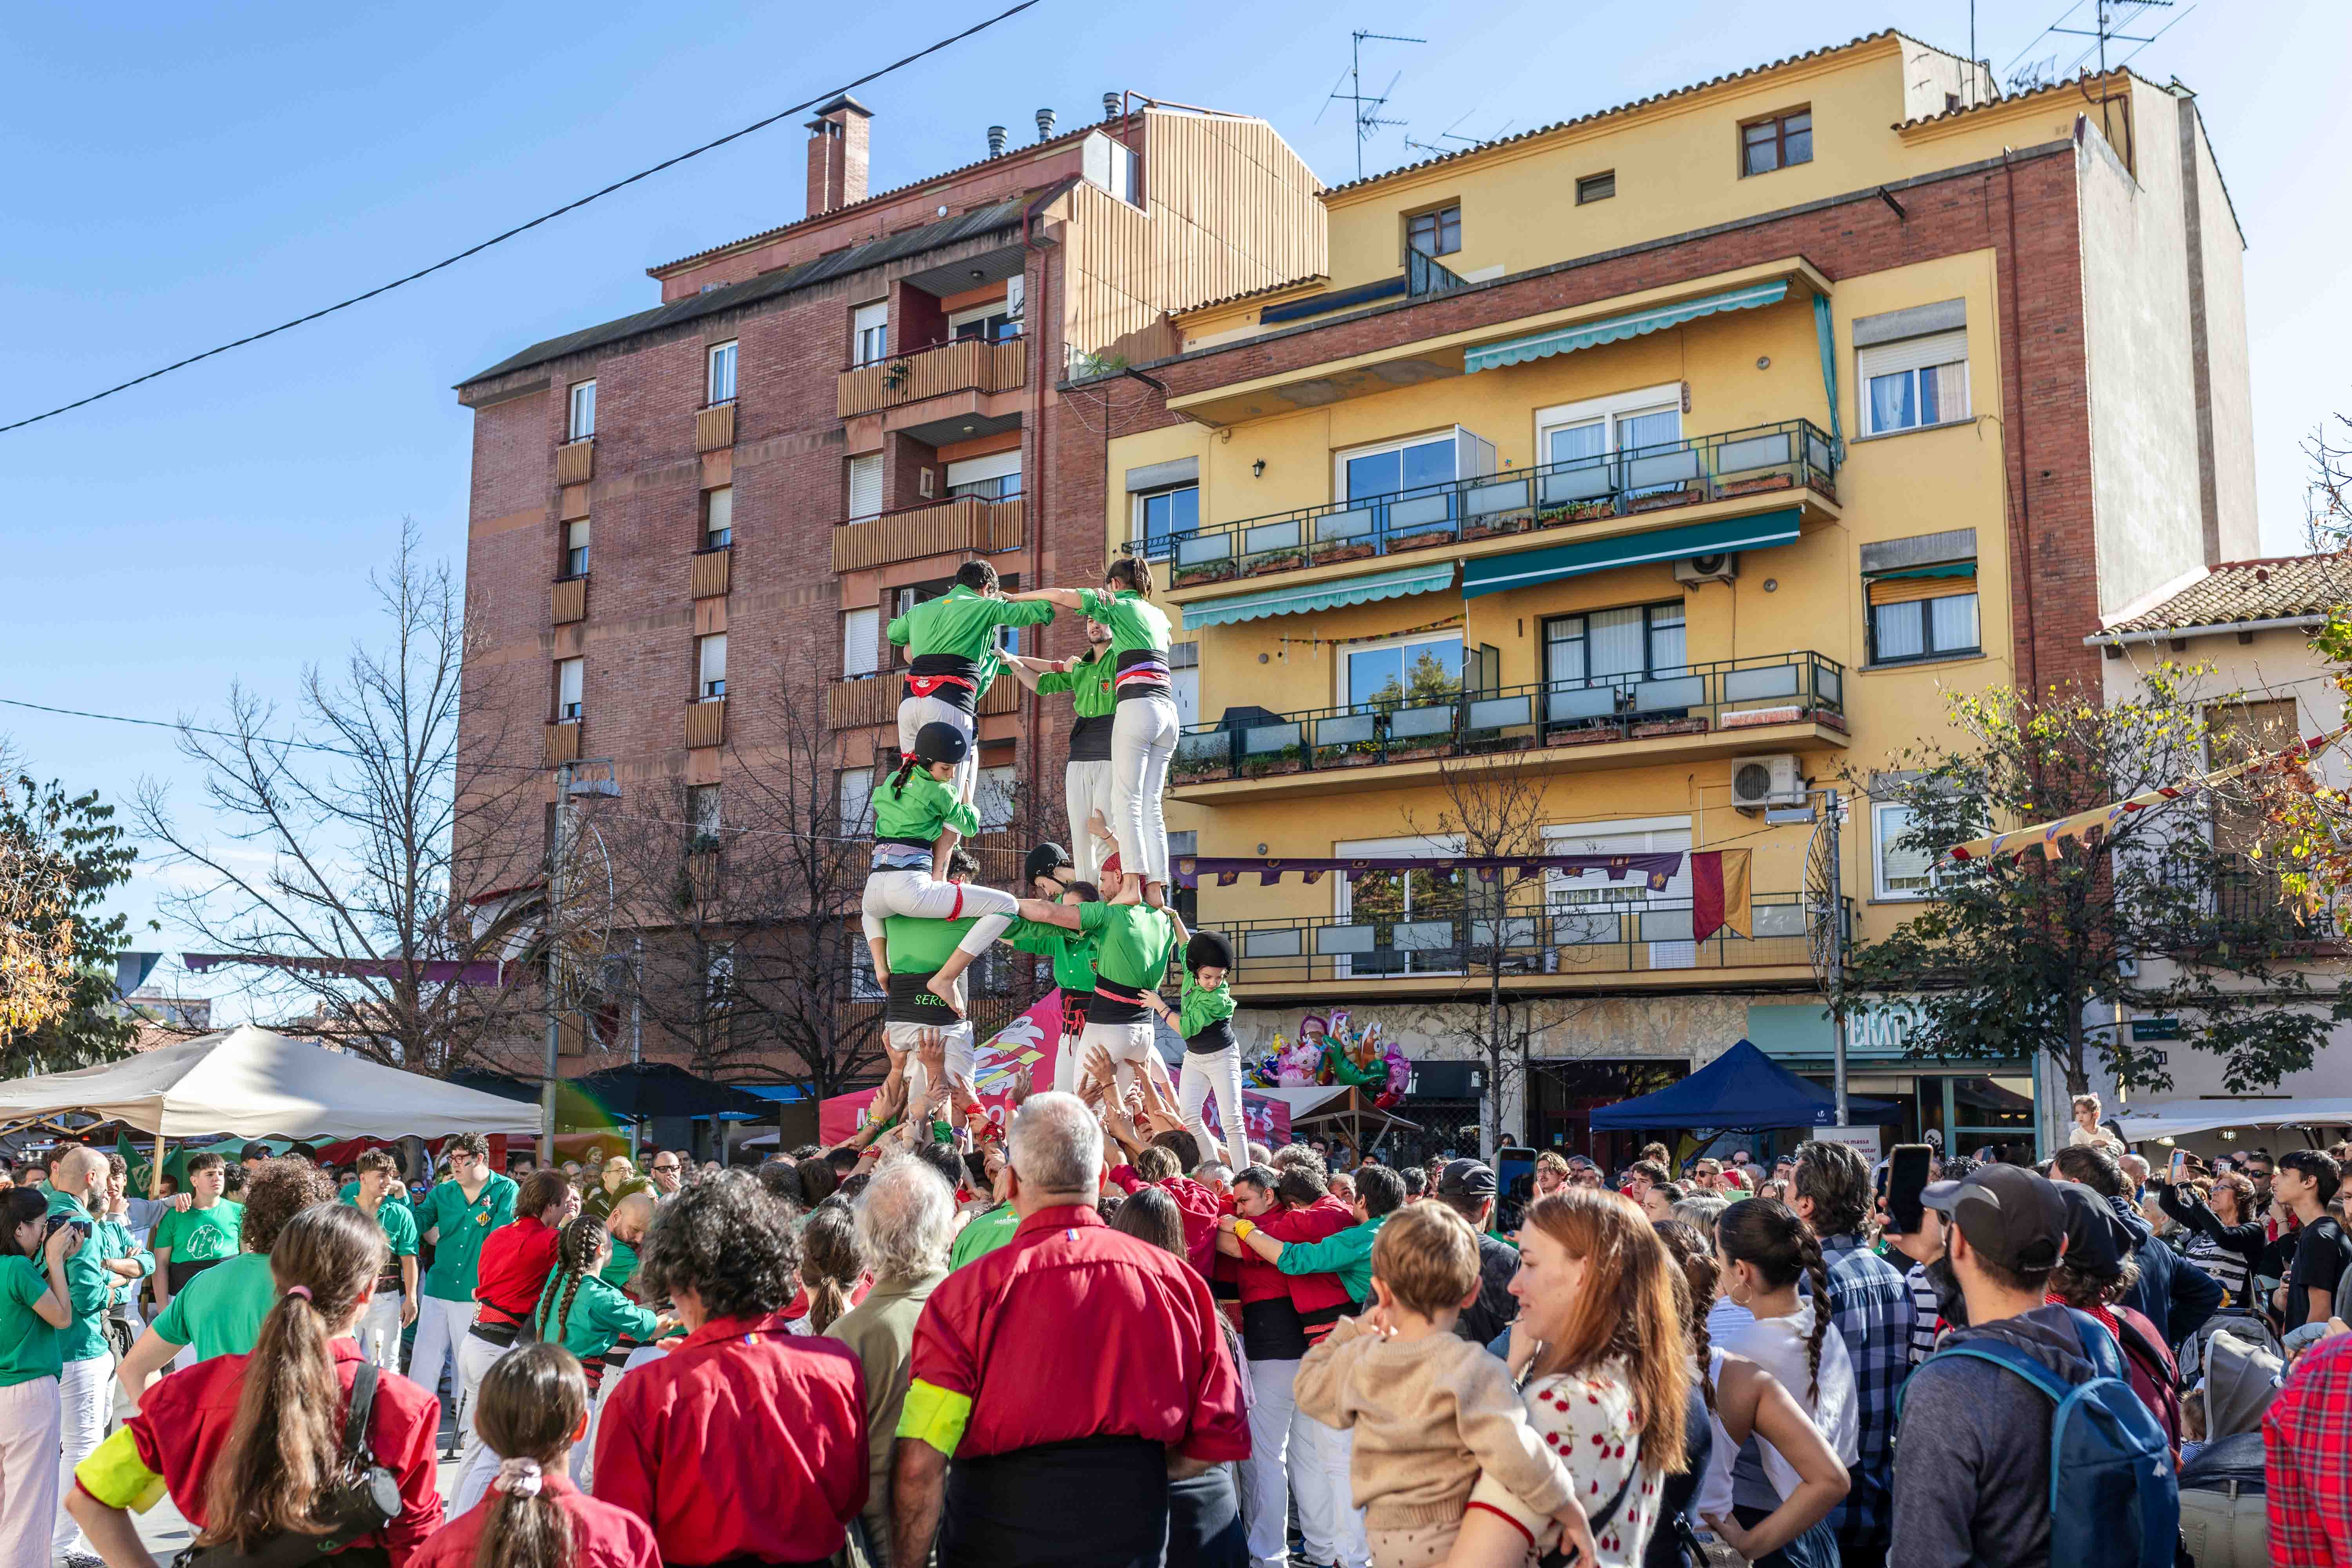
{"left": 2098, "top": 554, "right": 2352, "bottom": 637}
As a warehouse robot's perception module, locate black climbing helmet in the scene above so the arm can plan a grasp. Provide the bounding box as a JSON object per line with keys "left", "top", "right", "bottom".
{"left": 1025, "top": 843, "right": 1074, "bottom": 884}
{"left": 1186, "top": 931, "right": 1234, "bottom": 973}
{"left": 913, "top": 722, "right": 970, "bottom": 767}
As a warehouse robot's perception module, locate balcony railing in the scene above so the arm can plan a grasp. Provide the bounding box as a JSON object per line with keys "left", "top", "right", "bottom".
{"left": 550, "top": 575, "right": 587, "bottom": 625}
{"left": 838, "top": 336, "right": 1028, "bottom": 419}
{"left": 831, "top": 495, "right": 1025, "bottom": 574}
{"left": 695, "top": 401, "right": 736, "bottom": 453}
{"left": 1171, "top": 653, "right": 1846, "bottom": 787}
{"left": 555, "top": 438, "right": 594, "bottom": 486}
{"left": 1136, "top": 419, "right": 1838, "bottom": 591}
{"left": 1212, "top": 891, "right": 1841, "bottom": 986}
{"left": 689, "top": 546, "right": 731, "bottom": 600}
{"left": 2209, "top": 858, "right": 2342, "bottom": 942}
{"left": 828, "top": 671, "right": 1022, "bottom": 730}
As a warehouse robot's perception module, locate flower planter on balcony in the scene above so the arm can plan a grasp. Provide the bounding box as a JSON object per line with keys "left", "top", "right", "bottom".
{"left": 1719, "top": 473, "right": 1793, "bottom": 497}
{"left": 1243, "top": 552, "right": 1307, "bottom": 578}
{"left": 1383, "top": 741, "right": 1452, "bottom": 763}
{"left": 1238, "top": 749, "right": 1304, "bottom": 778}
{"left": 1313, "top": 743, "right": 1377, "bottom": 769}
{"left": 1172, "top": 756, "right": 1229, "bottom": 785}
{"left": 1546, "top": 726, "right": 1619, "bottom": 748}
{"left": 1388, "top": 530, "right": 1457, "bottom": 554}
{"left": 1171, "top": 559, "right": 1237, "bottom": 588}
{"left": 1461, "top": 518, "right": 1526, "bottom": 543}
{"left": 1312, "top": 542, "right": 1378, "bottom": 566}
{"left": 1628, "top": 487, "right": 1704, "bottom": 514}
{"left": 1630, "top": 717, "right": 1708, "bottom": 739}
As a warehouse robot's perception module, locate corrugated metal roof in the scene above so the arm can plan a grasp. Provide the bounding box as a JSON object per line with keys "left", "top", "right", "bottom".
{"left": 456, "top": 200, "right": 1028, "bottom": 388}
{"left": 2097, "top": 554, "right": 2352, "bottom": 637}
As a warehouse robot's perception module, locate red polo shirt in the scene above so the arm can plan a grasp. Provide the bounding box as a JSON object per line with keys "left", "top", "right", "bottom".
{"left": 473, "top": 1215, "right": 559, "bottom": 1323}
{"left": 902, "top": 1203, "right": 1249, "bottom": 1463}
{"left": 1109, "top": 1166, "right": 1224, "bottom": 1278}
{"left": 76, "top": 1338, "right": 441, "bottom": 1566}
{"left": 409, "top": 1470, "right": 657, "bottom": 1568}
{"left": 593, "top": 1311, "right": 867, "bottom": 1566}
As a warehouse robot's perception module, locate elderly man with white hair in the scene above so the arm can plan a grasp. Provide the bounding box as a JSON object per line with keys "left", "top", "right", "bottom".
{"left": 890, "top": 1092, "right": 1249, "bottom": 1568}
{"left": 827, "top": 1156, "right": 957, "bottom": 1566}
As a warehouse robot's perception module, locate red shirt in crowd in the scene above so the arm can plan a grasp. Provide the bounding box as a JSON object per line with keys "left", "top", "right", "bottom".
{"left": 409, "top": 1470, "right": 658, "bottom": 1568}
{"left": 1109, "top": 1165, "right": 1224, "bottom": 1278}
{"left": 474, "top": 1215, "right": 560, "bottom": 1323}
{"left": 907, "top": 1203, "right": 1249, "bottom": 1463}
{"left": 83, "top": 1338, "right": 443, "bottom": 1566}
{"left": 593, "top": 1311, "right": 868, "bottom": 1566}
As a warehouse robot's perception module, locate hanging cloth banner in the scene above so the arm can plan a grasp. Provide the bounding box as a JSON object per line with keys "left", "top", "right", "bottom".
{"left": 1944, "top": 722, "right": 2352, "bottom": 863}
{"left": 1174, "top": 853, "right": 1684, "bottom": 889}
{"left": 1690, "top": 849, "right": 1753, "bottom": 942}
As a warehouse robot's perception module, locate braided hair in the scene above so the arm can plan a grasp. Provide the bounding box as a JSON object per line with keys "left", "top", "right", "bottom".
{"left": 1715, "top": 1196, "right": 1831, "bottom": 1407}
{"left": 887, "top": 753, "right": 922, "bottom": 799}
{"left": 539, "top": 1215, "right": 609, "bottom": 1348}
{"left": 1652, "top": 1220, "right": 1719, "bottom": 1416}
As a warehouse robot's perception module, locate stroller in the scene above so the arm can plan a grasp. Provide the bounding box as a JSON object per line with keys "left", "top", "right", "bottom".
{"left": 2176, "top": 1319, "right": 2284, "bottom": 1567}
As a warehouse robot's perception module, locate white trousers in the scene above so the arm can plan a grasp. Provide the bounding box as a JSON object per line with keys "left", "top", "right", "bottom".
{"left": 52, "top": 1352, "right": 111, "bottom": 1556}
{"left": 409, "top": 1293, "right": 475, "bottom": 1412}
{"left": 1180, "top": 1043, "right": 1253, "bottom": 1174}
{"left": 892, "top": 1018, "right": 976, "bottom": 1113}
{"left": 1242, "top": 1357, "right": 1353, "bottom": 1568}
{"left": 1065, "top": 758, "right": 1116, "bottom": 882}
{"left": 1062, "top": 1018, "right": 1156, "bottom": 1096}
{"left": 359, "top": 1292, "right": 405, "bottom": 1372}
{"left": 0, "top": 1375, "right": 58, "bottom": 1568}
{"left": 449, "top": 1332, "right": 516, "bottom": 1515}
{"left": 1108, "top": 696, "right": 1178, "bottom": 885}
{"left": 897, "top": 695, "right": 978, "bottom": 804}
{"left": 862, "top": 868, "right": 1018, "bottom": 943}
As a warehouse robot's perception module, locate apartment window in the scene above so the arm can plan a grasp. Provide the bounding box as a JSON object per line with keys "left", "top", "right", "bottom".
{"left": 687, "top": 784, "right": 722, "bottom": 840}
{"left": 1874, "top": 801, "right": 1936, "bottom": 900}
{"left": 1339, "top": 428, "right": 1494, "bottom": 506}
{"left": 1346, "top": 631, "right": 1465, "bottom": 713}
{"left": 949, "top": 301, "right": 1020, "bottom": 343}
{"left": 1575, "top": 171, "right": 1615, "bottom": 204}
{"left": 562, "top": 519, "right": 589, "bottom": 578}
{"left": 851, "top": 301, "right": 888, "bottom": 367}
{"left": 702, "top": 486, "right": 732, "bottom": 549}
{"left": 696, "top": 633, "right": 727, "bottom": 699}
{"left": 1867, "top": 568, "right": 1980, "bottom": 664}
{"left": 1741, "top": 109, "right": 1813, "bottom": 176}
{"left": 842, "top": 606, "right": 880, "bottom": 677}
{"left": 1537, "top": 385, "right": 1682, "bottom": 492}
{"left": 1859, "top": 329, "right": 1969, "bottom": 436}
{"left": 706, "top": 340, "right": 737, "bottom": 406}
{"left": 705, "top": 944, "right": 736, "bottom": 1005}
{"left": 836, "top": 767, "right": 874, "bottom": 832}
{"left": 1134, "top": 483, "right": 1199, "bottom": 558}
{"left": 946, "top": 450, "right": 1022, "bottom": 501}
{"left": 1545, "top": 602, "right": 1686, "bottom": 686}
{"left": 554, "top": 657, "right": 584, "bottom": 721}
{"left": 847, "top": 453, "right": 884, "bottom": 521}
{"left": 1406, "top": 204, "right": 1461, "bottom": 259}
{"left": 567, "top": 380, "right": 596, "bottom": 441}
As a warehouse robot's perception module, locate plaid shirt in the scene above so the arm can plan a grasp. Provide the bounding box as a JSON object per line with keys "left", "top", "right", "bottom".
{"left": 2267, "top": 1332, "right": 2352, "bottom": 1567}
{"left": 1818, "top": 1233, "right": 1917, "bottom": 1553}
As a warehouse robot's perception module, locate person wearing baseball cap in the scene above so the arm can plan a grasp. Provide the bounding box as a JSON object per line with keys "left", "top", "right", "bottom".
{"left": 1890, "top": 1163, "right": 2132, "bottom": 1566}
{"left": 1431, "top": 1160, "right": 1519, "bottom": 1346}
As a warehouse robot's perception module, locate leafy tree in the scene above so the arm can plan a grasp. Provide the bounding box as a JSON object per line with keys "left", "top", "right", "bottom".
{"left": 0, "top": 766, "right": 140, "bottom": 1074}
{"left": 1846, "top": 669, "right": 2348, "bottom": 1097}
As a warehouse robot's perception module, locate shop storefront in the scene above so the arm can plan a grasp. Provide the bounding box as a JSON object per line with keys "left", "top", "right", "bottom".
{"left": 1524, "top": 1058, "right": 1692, "bottom": 1171}
{"left": 1745, "top": 1001, "right": 2046, "bottom": 1161}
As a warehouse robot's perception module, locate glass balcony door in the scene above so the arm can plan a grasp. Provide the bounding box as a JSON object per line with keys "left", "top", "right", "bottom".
{"left": 1543, "top": 603, "right": 1688, "bottom": 729}
{"left": 1537, "top": 386, "right": 1684, "bottom": 506}
{"left": 1335, "top": 429, "right": 1494, "bottom": 549}
{"left": 1334, "top": 835, "right": 1463, "bottom": 977}
{"left": 1345, "top": 633, "right": 1465, "bottom": 717}
{"left": 1543, "top": 818, "right": 1694, "bottom": 969}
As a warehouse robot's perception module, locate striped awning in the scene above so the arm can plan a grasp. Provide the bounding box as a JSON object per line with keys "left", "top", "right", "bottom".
{"left": 1461, "top": 510, "right": 1802, "bottom": 599}
{"left": 1465, "top": 281, "right": 1792, "bottom": 374}
{"left": 1181, "top": 561, "right": 1457, "bottom": 628}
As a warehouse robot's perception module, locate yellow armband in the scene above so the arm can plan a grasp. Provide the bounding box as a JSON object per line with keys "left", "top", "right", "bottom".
{"left": 76, "top": 1427, "right": 168, "bottom": 1514}
{"left": 1231, "top": 1220, "right": 1256, "bottom": 1241}
{"left": 897, "top": 1377, "right": 974, "bottom": 1459}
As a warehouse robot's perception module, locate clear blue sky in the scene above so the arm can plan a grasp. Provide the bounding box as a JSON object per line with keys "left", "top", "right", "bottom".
{"left": 4, "top": 0, "right": 2345, "bottom": 1012}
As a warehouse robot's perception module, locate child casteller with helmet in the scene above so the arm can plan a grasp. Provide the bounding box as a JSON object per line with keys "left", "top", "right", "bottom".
{"left": 861, "top": 720, "right": 1021, "bottom": 986}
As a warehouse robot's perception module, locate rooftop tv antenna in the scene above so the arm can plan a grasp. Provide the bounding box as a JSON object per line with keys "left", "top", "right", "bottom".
{"left": 1401, "top": 112, "right": 1517, "bottom": 160}
{"left": 1318, "top": 30, "right": 1424, "bottom": 180}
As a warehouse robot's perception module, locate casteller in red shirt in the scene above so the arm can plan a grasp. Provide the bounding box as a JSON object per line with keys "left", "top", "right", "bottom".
{"left": 72, "top": 1338, "right": 443, "bottom": 1567}
{"left": 408, "top": 1468, "right": 658, "bottom": 1568}
{"left": 1110, "top": 1164, "right": 1224, "bottom": 1278}
{"left": 592, "top": 1311, "right": 868, "bottom": 1566}
{"left": 474, "top": 1214, "right": 561, "bottom": 1325}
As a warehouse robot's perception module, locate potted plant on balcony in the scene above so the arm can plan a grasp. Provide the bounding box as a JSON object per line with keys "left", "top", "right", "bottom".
{"left": 1460, "top": 513, "right": 1527, "bottom": 543}
{"left": 1311, "top": 738, "right": 1379, "bottom": 770}
{"left": 1171, "top": 557, "right": 1237, "bottom": 588}
{"left": 1628, "top": 485, "right": 1704, "bottom": 514}
{"left": 1388, "top": 528, "right": 1458, "bottom": 554}
{"left": 1171, "top": 750, "right": 1229, "bottom": 784}
{"left": 1238, "top": 743, "right": 1305, "bottom": 779}
{"left": 1313, "top": 539, "right": 1379, "bottom": 566}
{"left": 1242, "top": 550, "right": 1308, "bottom": 578}
{"left": 1719, "top": 471, "right": 1795, "bottom": 497}
{"left": 1630, "top": 716, "right": 1709, "bottom": 739}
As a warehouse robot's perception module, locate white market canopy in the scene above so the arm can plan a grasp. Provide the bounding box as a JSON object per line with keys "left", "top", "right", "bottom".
{"left": 0, "top": 1024, "right": 540, "bottom": 1140}
{"left": 2116, "top": 1096, "right": 2352, "bottom": 1143}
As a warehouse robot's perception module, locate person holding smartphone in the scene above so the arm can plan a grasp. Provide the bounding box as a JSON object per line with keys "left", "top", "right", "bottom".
{"left": 2155, "top": 1154, "right": 2266, "bottom": 1309}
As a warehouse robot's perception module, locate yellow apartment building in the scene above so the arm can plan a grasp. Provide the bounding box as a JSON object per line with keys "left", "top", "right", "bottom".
{"left": 1080, "top": 32, "right": 2254, "bottom": 1160}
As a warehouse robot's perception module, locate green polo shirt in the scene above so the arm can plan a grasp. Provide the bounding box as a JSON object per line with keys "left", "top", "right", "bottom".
{"left": 149, "top": 1197, "right": 243, "bottom": 1266}
{"left": 419, "top": 1173, "right": 518, "bottom": 1301}
{"left": 44, "top": 1189, "right": 112, "bottom": 1363}
{"left": 151, "top": 1250, "right": 278, "bottom": 1363}
{"left": 0, "top": 1255, "right": 62, "bottom": 1385}
{"left": 1036, "top": 647, "right": 1116, "bottom": 717}
{"left": 949, "top": 1203, "right": 1021, "bottom": 1270}
{"left": 1077, "top": 901, "right": 1177, "bottom": 993}
{"left": 348, "top": 1196, "right": 420, "bottom": 1265}
{"left": 1004, "top": 916, "right": 1098, "bottom": 994}
{"left": 872, "top": 766, "right": 980, "bottom": 847}
{"left": 601, "top": 1236, "right": 639, "bottom": 1292}
{"left": 535, "top": 1271, "right": 659, "bottom": 1363}
{"left": 1272, "top": 1212, "right": 1389, "bottom": 1305}
{"left": 886, "top": 584, "right": 1056, "bottom": 664}
{"left": 338, "top": 1179, "right": 411, "bottom": 1210}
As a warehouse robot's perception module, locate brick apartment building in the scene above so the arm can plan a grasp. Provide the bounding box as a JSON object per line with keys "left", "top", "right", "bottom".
{"left": 454, "top": 94, "right": 1321, "bottom": 1077}
{"left": 1076, "top": 34, "right": 2257, "bottom": 1159}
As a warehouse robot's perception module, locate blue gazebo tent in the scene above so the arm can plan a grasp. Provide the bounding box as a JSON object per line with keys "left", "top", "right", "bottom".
{"left": 1590, "top": 1039, "right": 1903, "bottom": 1131}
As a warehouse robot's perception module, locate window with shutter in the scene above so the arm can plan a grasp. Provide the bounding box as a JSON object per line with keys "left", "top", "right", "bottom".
{"left": 1874, "top": 802, "right": 1936, "bottom": 899}
{"left": 697, "top": 634, "right": 727, "bottom": 699}
{"left": 703, "top": 486, "right": 732, "bottom": 548}
{"left": 847, "top": 454, "right": 884, "bottom": 521}
{"left": 1858, "top": 329, "right": 1969, "bottom": 436}
{"left": 851, "top": 302, "right": 888, "bottom": 367}
{"left": 555, "top": 658, "right": 584, "bottom": 720}
{"left": 842, "top": 607, "right": 880, "bottom": 677}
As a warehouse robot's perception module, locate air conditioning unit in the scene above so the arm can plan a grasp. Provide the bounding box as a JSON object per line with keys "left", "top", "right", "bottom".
{"left": 1675, "top": 552, "right": 1739, "bottom": 586}
{"left": 1730, "top": 754, "right": 1804, "bottom": 812}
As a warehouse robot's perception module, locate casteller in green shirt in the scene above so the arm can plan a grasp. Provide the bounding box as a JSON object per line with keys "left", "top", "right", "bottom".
{"left": 149, "top": 1197, "right": 243, "bottom": 1270}
{"left": 1076, "top": 900, "right": 1178, "bottom": 995}
{"left": 338, "top": 1178, "right": 410, "bottom": 1210}
{"left": 535, "top": 1269, "right": 660, "bottom": 1363}
{"left": 418, "top": 1171, "right": 518, "bottom": 1302}
{"left": 151, "top": 1250, "right": 278, "bottom": 1363}
{"left": 347, "top": 1194, "right": 420, "bottom": 1278}
{"left": 0, "top": 1253, "right": 64, "bottom": 1386}
{"left": 45, "top": 1188, "right": 114, "bottom": 1364}
{"left": 949, "top": 1203, "right": 1021, "bottom": 1270}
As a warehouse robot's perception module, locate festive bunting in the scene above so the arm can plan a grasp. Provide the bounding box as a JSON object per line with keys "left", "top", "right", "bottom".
{"left": 1174, "top": 853, "right": 1683, "bottom": 889}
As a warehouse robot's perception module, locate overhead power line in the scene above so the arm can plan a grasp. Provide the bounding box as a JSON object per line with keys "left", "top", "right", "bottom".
{"left": 0, "top": 0, "right": 1044, "bottom": 438}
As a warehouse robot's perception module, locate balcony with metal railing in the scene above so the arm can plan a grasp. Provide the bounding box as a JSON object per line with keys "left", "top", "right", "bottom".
{"left": 1171, "top": 652, "right": 1846, "bottom": 800}
{"left": 1137, "top": 420, "right": 1838, "bottom": 598}
{"left": 1209, "top": 890, "right": 1841, "bottom": 996}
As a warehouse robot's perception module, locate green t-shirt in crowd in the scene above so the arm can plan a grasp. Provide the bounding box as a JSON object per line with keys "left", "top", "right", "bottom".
{"left": 152, "top": 1250, "right": 278, "bottom": 1363}
{"left": 419, "top": 1173, "right": 519, "bottom": 1301}
{"left": 338, "top": 1179, "right": 411, "bottom": 1210}
{"left": 1077, "top": 901, "right": 1177, "bottom": 993}
{"left": 884, "top": 913, "right": 982, "bottom": 976}
{"left": 0, "top": 1254, "right": 62, "bottom": 1385}
{"left": 149, "top": 1198, "right": 243, "bottom": 1266}
{"left": 950, "top": 1203, "right": 1022, "bottom": 1270}
{"left": 348, "top": 1196, "right": 420, "bottom": 1263}
{"left": 535, "top": 1270, "right": 660, "bottom": 1363}
{"left": 45, "top": 1188, "right": 113, "bottom": 1363}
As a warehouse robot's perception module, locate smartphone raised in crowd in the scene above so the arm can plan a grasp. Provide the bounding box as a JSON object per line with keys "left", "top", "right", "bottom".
{"left": 1886, "top": 1143, "right": 1933, "bottom": 1235}
{"left": 2170, "top": 1149, "right": 2189, "bottom": 1183}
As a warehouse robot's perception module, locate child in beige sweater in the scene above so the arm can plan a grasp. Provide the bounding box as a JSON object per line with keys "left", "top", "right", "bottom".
{"left": 1294, "top": 1204, "right": 1595, "bottom": 1568}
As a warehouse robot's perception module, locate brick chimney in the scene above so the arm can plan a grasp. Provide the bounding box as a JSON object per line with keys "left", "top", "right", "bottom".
{"left": 804, "top": 95, "right": 873, "bottom": 217}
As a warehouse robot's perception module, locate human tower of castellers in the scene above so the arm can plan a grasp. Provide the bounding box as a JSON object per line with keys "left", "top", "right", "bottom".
{"left": 5, "top": 555, "right": 2347, "bottom": 1568}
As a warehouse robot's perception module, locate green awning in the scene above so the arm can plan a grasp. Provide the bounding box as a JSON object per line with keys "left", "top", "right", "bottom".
{"left": 1465, "top": 281, "right": 1791, "bottom": 374}
{"left": 1863, "top": 561, "right": 1976, "bottom": 581}
{"left": 1182, "top": 560, "right": 1458, "bottom": 628}
{"left": 1461, "top": 510, "right": 1802, "bottom": 599}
